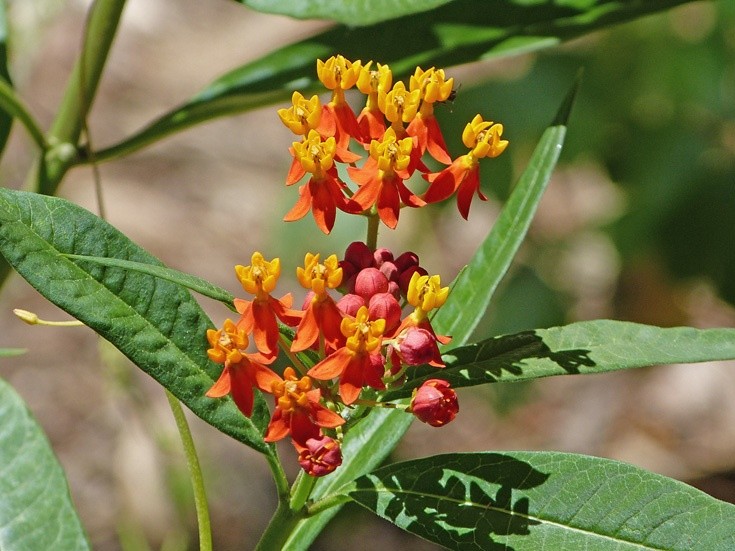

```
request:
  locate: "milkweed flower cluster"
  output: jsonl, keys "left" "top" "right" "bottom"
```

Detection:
{"left": 206, "top": 55, "right": 507, "bottom": 476}
{"left": 278, "top": 54, "right": 508, "bottom": 232}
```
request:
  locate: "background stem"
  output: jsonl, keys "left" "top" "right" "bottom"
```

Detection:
{"left": 164, "top": 390, "right": 213, "bottom": 551}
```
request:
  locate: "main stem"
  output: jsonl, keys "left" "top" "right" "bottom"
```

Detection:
{"left": 366, "top": 210, "right": 379, "bottom": 250}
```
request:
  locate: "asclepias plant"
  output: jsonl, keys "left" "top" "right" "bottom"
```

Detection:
{"left": 1, "top": 47, "right": 735, "bottom": 550}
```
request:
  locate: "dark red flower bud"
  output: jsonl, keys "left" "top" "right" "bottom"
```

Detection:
{"left": 344, "top": 241, "right": 374, "bottom": 270}
{"left": 298, "top": 435, "right": 342, "bottom": 476}
{"left": 397, "top": 327, "right": 439, "bottom": 365}
{"left": 410, "top": 379, "right": 458, "bottom": 427}
{"left": 373, "top": 247, "right": 394, "bottom": 266}
{"left": 368, "top": 292, "right": 402, "bottom": 333}
{"left": 337, "top": 293, "right": 365, "bottom": 317}
{"left": 394, "top": 251, "right": 419, "bottom": 272}
{"left": 354, "top": 267, "right": 389, "bottom": 301}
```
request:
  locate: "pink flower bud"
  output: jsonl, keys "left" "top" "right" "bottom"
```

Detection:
{"left": 373, "top": 247, "right": 394, "bottom": 266}
{"left": 344, "top": 241, "right": 374, "bottom": 270}
{"left": 337, "top": 293, "right": 365, "bottom": 317}
{"left": 387, "top": 281, "right": 400, "bottom": 299}
{"left": 379, "top": 261, "right": 399, "bottom": 283}
{"left": 354, "top": 267, "right": 389, "bottom": 301}
{"left": 397, "top": 327, "right": 439, "bottom": 365}
{"left": 410, "top": 379, "right": 458, "bottom": 427}
{"left": 368, "top": 293, "right": 401, "bottom": 333}
{"left": 298, "top": 435, "right": 342, "bottom": 476}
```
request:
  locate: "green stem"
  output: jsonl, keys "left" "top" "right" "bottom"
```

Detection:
{"left": 307, "top": 493, "right": 352, "bottom": 516}
{"left": 0, "top": 77, "right": 47, "bottom": 150}
{"left": 265, "top": 447, "right": 290, "bottom": 501}
{"left": 289, "top": 471, "right": 317, "bottom": 512}
{"left": 27, "top": 0, "right": 127, "bottom": 195}
{"left": 164, "top": 390, "right": 212, "bottom": 551}
{"left": 254, "top": 501, "right": 305, "bottom": 551}
{"left": 366, "top": 210, "right": 379, "bottom": 250}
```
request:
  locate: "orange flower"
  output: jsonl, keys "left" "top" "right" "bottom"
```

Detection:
{"left": 317, "top": 55, "right": 364, "bottom": 147}
{"left": 205, "top": 319, "right": 281, "bottom": 417}
{"left": 424, "top": 114, "right": 508, "bottom": 219}
{"left": 308, "top": 306, "right": 386, "bottom": 405}
{"left": 407, "top": 67, "right": 454, "bottom": 164}
{"left": 233, "top": 252, "right": 302, "bottom": 360}
{"left": 356, "top": 61, "right": 392, "bottom": 143}
{"left": 264, "top": 367, "right": 344, "bottom": 447}
{"left": 348, "top": 127, "right": 425, "bottom": 229}
{"left": 291, "top": 253, "right": 345, "bottom": 353}
{"left": 285, "top": 130, "right": 362, "bottom": 234}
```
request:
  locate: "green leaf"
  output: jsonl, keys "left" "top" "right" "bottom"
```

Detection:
{"left": 0, "top": 189, "right": 272, "bottom": 455}
{"left": 432, "top": 73, "right": 579, "bottom": 347}
{"left": 283, "top": 408, "right": 414, "bottom": 550}
{"left": 86, "top": 0, "right": 689, "bottom": 164}
{"left": 387, "top": 320, "right": 735, "bottom": 399}
{"left": 348, "top": 451, "right": 735, "bottom": 550}
{"left": 237, "top": 0, "right": 452, "bottom": 26}
{"left": 62, "top": 254, "right": 236, "bottom": 308}
{"left": 0, "top": 377, "right": 90, "bottom": 550}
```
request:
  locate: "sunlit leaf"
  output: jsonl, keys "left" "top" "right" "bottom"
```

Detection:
{"left": 0, "top": 377, "right": 90, "bottom": 550}
{"left": 236, "top": 0, "right": 451, "bottom": 25}
{"left": 386, "top": 320, "right": 735, "bottom": 399}
{"left": 87, "top": 0, "right": 689, "bottom": 163}
{"left": 347, "top": 452, "right": 735, "bottom": 550}
{"left": 0, "top": 189, "right": 272, "bottom": 455}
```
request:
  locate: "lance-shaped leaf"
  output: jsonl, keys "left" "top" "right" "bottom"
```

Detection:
{"left": 0, "top": 377, "right": 90, "bottom": 550}
{"left": 347, "top": 452, "right": 735, "bottom": 550}
{"left": 237, "top": 0, "right": 451, "bottom": 25}
{"left": 0, "top": 189, "right": 272, "bottom": 455}
{"left": 431, "top": 72, "right": 579, "bottom": 347}
{"left": 386, "top": 320, "right": 735, "bottom": 399}
{"left": 85, "top": 0, "right": 690, "bottom": 164}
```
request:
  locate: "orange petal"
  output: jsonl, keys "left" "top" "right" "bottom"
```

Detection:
{"left": 308, "top": 348, "right": 351, "bottom": 380}
{"left": 205, "top": 367, "right": 232, "bottom": 398}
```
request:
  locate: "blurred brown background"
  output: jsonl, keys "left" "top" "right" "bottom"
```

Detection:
{"left": 1, "top": 1, "right": 734, "bottom": 549}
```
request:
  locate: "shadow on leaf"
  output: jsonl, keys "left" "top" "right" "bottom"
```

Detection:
{"left": 350, "top": 453, "right": 548, "bottom": 550}
{"left": 385, "top": 330, "right": 595, "bottom": 400}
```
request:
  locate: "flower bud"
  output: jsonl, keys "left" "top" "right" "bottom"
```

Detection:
{"left": 373, "top": 247, "right": 394, "bottom": 266}
{"left": 394, "top": 251, "right": 419, "bottom": 272}
{"left": 354, "top": 267, "right": 389, "bottom": 301}
{"left": 344, "top": 241, "right": 374, "bottom": 270}
{"left": 387, "top": 281, "right": 400, "bottom": 299}
{"left": 396, "top": 327, "right": 438, "bottom": 365}
{"left": 368, "top": 293, "right": 401, "bottom": 333}
{"left": 298, "top": 435, "right": 342, "bottom": 476}
{"left": 410, "top": 379, "right": 458, "bottom": 427}
{"left": 379, "top": 261, "right": 399, "bottom": 284}
{"left": 337, "top": 293, "right": 365, "bottom": 317}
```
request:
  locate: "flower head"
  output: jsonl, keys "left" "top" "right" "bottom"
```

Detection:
{"left": 205, "top": 319, "right": 280, "bottom": 417}
{"left": 264, "top": 367, "right": 344, "bottom": 447}
{"left": 298, "top": 435, "right": 342, "bottom": 476}
{"left": 410, "top": 379, "right": 458, "bottom": 427}
{"left": 317, "top": 55, "right": 362, "bottom": 91}
{"left": 278, "top": 91, "right": 322, "bottom": 135}
{"left": 308, "top": 306, "right": 386, "bottom": 404}
{"left": 379, "top": 81, "right": 421, "bottom": 127}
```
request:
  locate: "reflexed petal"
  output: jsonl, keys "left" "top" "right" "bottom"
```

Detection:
{"left": 205, "top": 367, "right": 232, "bottom": 398}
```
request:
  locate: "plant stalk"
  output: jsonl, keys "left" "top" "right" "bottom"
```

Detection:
{"left": 164, "top": 390, "right": 213, "bottom": 551}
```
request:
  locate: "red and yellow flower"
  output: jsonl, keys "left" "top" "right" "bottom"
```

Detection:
{"left": 316, "top": 55, "right": 364, "bottom": 148}
{"left": 291, "top": 253, "right": 346, "bottom": 353}
{"left": 233, "top": 252, "right": 302, "bottom": 360}
{"left": 348, "top": 127, "right": 425, "bottom": 229}
{"left": 356, "top": 61, "right": 392, "bottom": 142}
{"left": 284, "top": 130, "right": 362, "bottom": 234}
{"left": 308, "top": 306, "right": 386, "bottom": 405}
{"left": 407, "top": 67, "right": 454, "bottom": 164}
{"left": 424, "top": 114, "right": 508, "bottom": 219}
{"left": 205, "top": 319, "right": 280, "bottom": 417}
{"left": 264, "top": 367, "right": 344, "bottom": 447}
